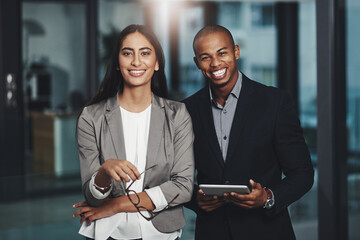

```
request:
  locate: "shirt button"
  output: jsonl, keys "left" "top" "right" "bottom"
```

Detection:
{"left": 223, "top": 136, "right": 227, "bottom": 140}
{"left": 223, "top": 109, "right": 227, "bottom": 114}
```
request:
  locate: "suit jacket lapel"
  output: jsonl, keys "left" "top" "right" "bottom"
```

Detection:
{"left": 226, "top": 75, "right": 255, "bottom": 163}
{"left": 104, "top": 94, "right": 127, "bottom": 160}
{"left": 104, "top": 94, "right": 127, "bottom": 191}
{"left": 198, "top": 88, "right": 225, "bottom": 168}
{"left": 143, "top": 94, "right": 165, "bottom": 185}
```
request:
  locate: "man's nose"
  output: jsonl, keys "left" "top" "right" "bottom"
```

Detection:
{"left": 210, "top": 56, "right": 220, "bottom": 68}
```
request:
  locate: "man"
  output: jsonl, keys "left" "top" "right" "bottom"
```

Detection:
{"left": 183, "top": 25, "right": 314, "bottom": 240}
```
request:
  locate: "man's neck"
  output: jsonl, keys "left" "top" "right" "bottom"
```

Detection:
{"left": 211, "top": 88, "right": 229, "bottom": 107}
{"left": 211, "top": 72, "right": 239, "bottom": 107}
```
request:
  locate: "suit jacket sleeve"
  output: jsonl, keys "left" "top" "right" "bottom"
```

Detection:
{"left": 158, "top": 103, "right": 195, "bottom": 206}
{"left": 77, "top": 106, "right": 106, "bottom": 207}
{"left": 269, "top": 91, "right": 314, "bottom": 216}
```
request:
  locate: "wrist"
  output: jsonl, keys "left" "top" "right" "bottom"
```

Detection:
{"left": 114, "top": 196, "right": 125, "bottom": 213}
{"left": 263, "top": 187, "right": 275, "bottom": 209}
{"left": 94, "top": 171, "right": 112, "bottom": 193}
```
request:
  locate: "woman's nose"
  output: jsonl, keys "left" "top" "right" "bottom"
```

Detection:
{"left": 131, "top": 54, "right": 141, "bottom": 67}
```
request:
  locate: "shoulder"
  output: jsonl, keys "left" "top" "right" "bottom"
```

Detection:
{"left": 243, "top": 75, "right": 290, "bottom": 103}
{"left": 160, "top": 97, "right": 192, "bottom": 126}
{"left": 183, "top": 87, "right": 207, "bottom": 106}
{"left": 79, "top": 98, "right": 108, "bottom": 123}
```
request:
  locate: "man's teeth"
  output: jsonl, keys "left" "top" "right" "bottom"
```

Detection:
{"left": 213, "top": 69, "right": 226, "bottom": 76}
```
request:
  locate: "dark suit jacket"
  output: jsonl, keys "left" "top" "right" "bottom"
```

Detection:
{"left": 184, "top": 74, "right": 314, "bottom": 240}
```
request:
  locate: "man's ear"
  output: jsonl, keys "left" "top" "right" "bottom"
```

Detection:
{"left": 234, "top": 45, "right": 240, "bottom": 60}
{"left": 193, "top": 56, "right": 200, "bottom": 69}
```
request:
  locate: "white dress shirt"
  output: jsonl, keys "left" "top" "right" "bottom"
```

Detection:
{"left": 79, "top": 105, "right": 181, "bottom": 240}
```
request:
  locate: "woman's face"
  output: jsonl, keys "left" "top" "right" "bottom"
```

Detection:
{"left": 118, "top": 32, "right": 159, "bottom": 90}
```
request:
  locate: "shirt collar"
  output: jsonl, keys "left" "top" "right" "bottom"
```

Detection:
{"left": 209, "top": 71, "right": 243, "bottom": 103}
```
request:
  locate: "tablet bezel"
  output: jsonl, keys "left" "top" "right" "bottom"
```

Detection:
{"left": 199, "top": 184, "right": 250, "bottom": 196}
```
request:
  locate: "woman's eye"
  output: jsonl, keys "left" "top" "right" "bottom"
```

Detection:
{"left": 141, "top": 51, "right": 151, "bottom": 56}
{"left": 123, "top": 52, "right": 132, "bottom": 56}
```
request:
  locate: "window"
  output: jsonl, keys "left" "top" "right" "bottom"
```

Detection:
{"left": 294, "top": 2, "right": 317, "bottom": 239}
{"left": 251, "top": 4, "right": 275, "bottom": 28}
{"left": 346, "top": 0, "right": 360, "bottom": 238}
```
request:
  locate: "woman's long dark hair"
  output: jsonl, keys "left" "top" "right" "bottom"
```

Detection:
{"left": 87, "top": 24, "right": 168, "bottom": 106}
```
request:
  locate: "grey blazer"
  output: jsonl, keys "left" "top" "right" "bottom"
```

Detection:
{"left": 77, "top": 93, "right": 195, "bottom": 233}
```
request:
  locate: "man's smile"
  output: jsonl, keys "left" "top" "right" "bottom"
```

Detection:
{"left": 211, "top": 68, "right": 227, "bottom": 79}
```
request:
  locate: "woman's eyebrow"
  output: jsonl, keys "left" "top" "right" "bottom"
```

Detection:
{"left": 121, "top": 47, "right": 153, "bottom": 51}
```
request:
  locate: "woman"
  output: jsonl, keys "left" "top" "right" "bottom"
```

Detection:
{"left": 72, "top": 24, "right": 194, "bottom": 240}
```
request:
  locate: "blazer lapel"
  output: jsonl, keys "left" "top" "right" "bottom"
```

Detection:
{"left": 226, "top": 75, "right": 255, "bottom": 163}
{"left": 198, "top": 88, "right": 225, "bottom": 168}
{"left": 104, "top": 94, "right": 127, "bottom": 160}
{"left": 143, "top": 94, "right": 165, "bottom": 184}
{"left": 104, "top": 94, "right": 127, "bottom": 191}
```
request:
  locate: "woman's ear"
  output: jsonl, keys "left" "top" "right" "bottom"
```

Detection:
{"left": 155, "top": 61, "right": 159, "bottom": 71}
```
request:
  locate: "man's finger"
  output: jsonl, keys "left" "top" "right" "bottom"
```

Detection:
{"left": 250, "top": 179, "right": 262, "bottom": 190}
{"left": 199, "top": 199, "right": 221, "bottom": 206}
{"left": 229, "top": 192, "right": 254, "bottom": 201}
{"left": 198, "top": 194, "right": 218, "bottom": 202}
{"left": 200, "top": 201, "right": 224, "bottom": 211}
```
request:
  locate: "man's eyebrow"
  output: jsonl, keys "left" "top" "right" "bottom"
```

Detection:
{"left": 198, "top": 53, "right": 209, "bottom": 58}
{"left": 121, "top": 47, "right": 153, "bottom": 51}
{"left": 198, "top": 47, "right": 228, "bottom": 57}
{"left": 217, "top": 47, "right": 228, "bottom": 52}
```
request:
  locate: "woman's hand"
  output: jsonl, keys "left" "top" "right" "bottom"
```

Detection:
{"left": 99, "top": 159, "right": 141, "bottom": 182}
{"left": 72, "top": 199, "right": 120, "bottom": 225}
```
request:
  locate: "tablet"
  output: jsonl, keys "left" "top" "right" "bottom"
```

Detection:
{"left": 199, "top": 184, "right": 250, "bottom": 196}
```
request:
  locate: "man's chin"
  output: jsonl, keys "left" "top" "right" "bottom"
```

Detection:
{"left": 209, "top": 79, "right": 229, "bottom": 89}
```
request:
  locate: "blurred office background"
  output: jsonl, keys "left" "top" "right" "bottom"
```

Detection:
{"left": 0, "top": 0, "right": 359, "bottom": 239}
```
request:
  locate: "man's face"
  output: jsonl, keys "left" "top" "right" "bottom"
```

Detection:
{"left": 193, "top": 31, "right": 240, "bottom": 89}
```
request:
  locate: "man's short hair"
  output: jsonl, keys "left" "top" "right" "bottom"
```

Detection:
{"left": 193, "top": 25, "right": 235, "bottom": 54}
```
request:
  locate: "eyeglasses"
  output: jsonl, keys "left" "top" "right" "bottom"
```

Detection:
{"left": 125, "top": 165, "right": 179, "bottom": 221}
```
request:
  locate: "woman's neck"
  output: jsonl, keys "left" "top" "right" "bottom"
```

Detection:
{"left": 118, "top": 87, "right": 152, "bottom": 113}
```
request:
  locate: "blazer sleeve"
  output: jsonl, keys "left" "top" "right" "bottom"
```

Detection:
{"left": 158, "top": 103, "right": 195, "bottom": 207}
{"left": 269, "top": 92, "right": 314, "bottom": 216}
{"left": 77, "top": 107, "right": 105, "bottom": 207}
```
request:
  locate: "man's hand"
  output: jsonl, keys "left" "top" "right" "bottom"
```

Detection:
{"left": 99, "top": 159, "right": 141, "bottom": 182}
{"left": 197, "top": 189, "right": 226, "bottom": 212}
{"left": 72, "top": 198, "right": 119, "bottom": 225}
{"left": 224, "top": 179, "right": 267, "bottom": 209}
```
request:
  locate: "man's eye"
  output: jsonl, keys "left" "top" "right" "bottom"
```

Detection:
{"left": 219, "top": 52, "right": 226, "bottom": 56}
{"left": 201, "top": 56, "right": 209, "bottom": 61}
